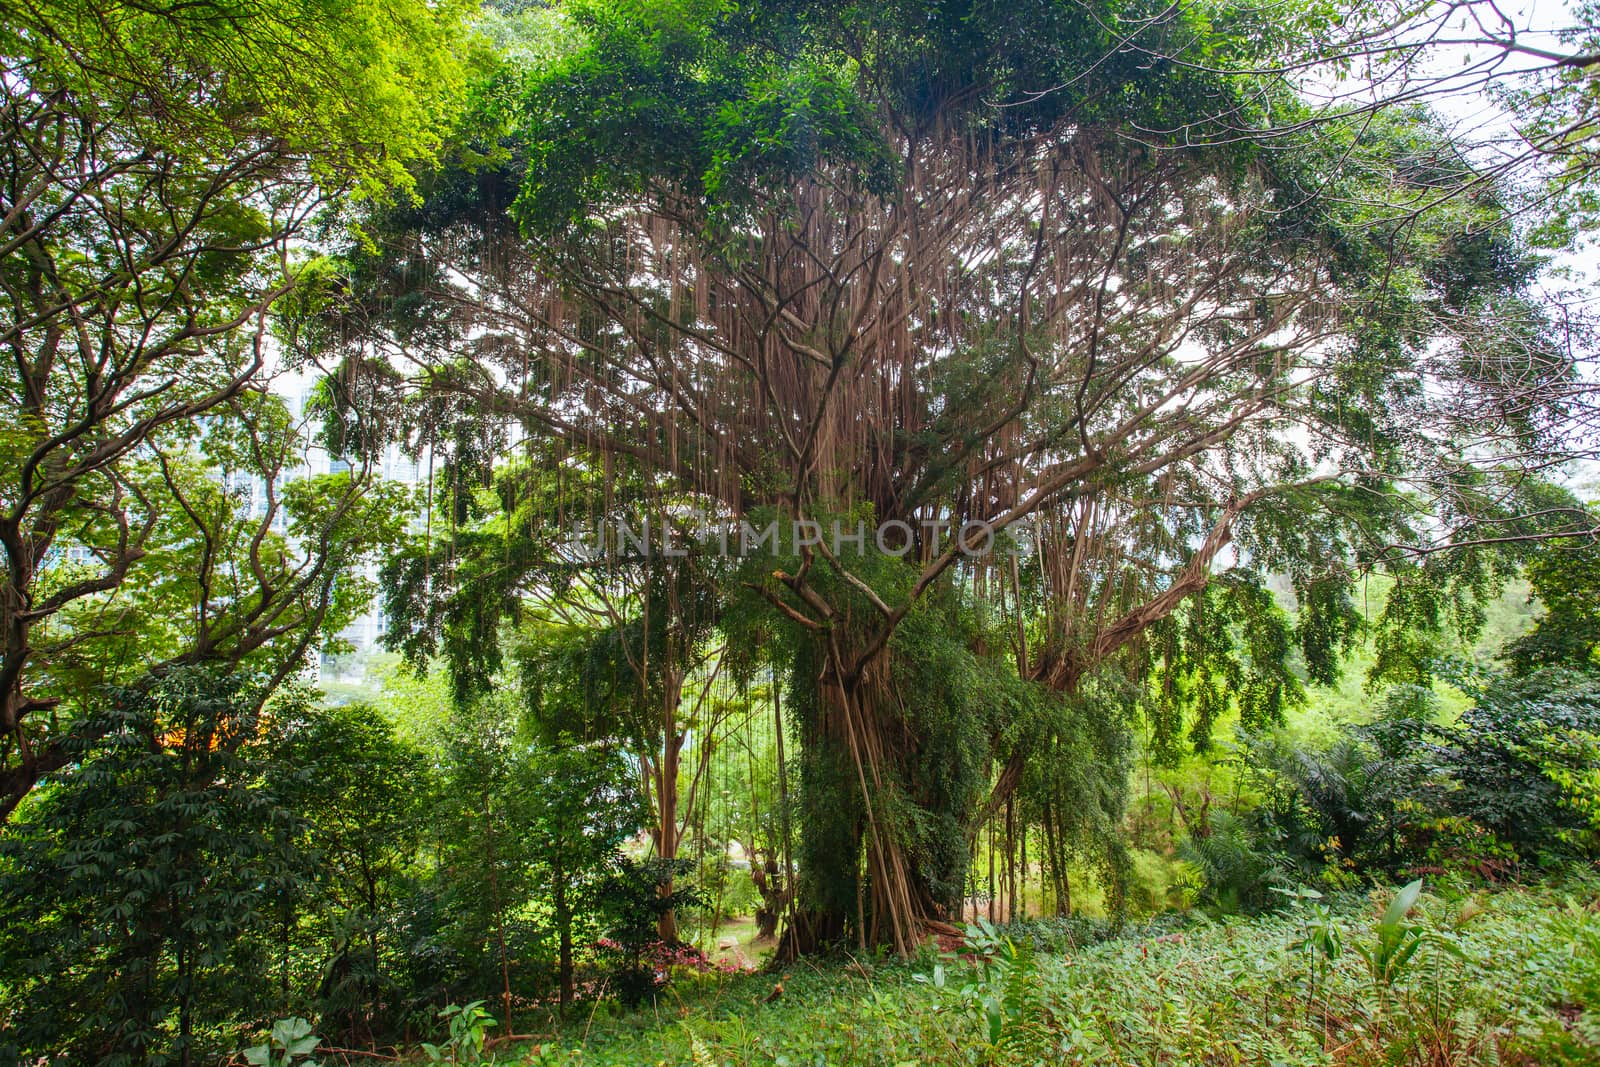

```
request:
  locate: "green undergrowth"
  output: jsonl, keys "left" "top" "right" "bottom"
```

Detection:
{"left": 506, "top": 874, "right": 1600, "bottom": 1066}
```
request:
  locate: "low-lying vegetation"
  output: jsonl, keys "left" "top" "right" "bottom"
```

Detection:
{"left": 512, "top": 876, "right": 1600, "bottom": 1066}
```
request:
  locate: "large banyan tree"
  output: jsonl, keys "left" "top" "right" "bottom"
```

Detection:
{"left": 310, "top": 0, "right": 1575, "bottom": 952}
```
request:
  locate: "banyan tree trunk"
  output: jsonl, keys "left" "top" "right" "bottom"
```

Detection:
{"left": 837, "top": 678, "right": 931, "bottom": 955}
{"left": 780, "top": 640, "right": 950, "bottom": 958}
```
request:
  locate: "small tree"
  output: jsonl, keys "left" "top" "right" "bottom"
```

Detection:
{"left": 278, "top": 702, "right": 436, "bottom": 1042}
{"left": 381, "top": 452, "right": 730, "bottom": 944}
{"left": 424, "top": 700, "right": 542, "bottom": 1034}
{"left": 1445, "top": 670, "right": 1600, "bottom": 859}
{"left": 522, "top": 743, "right": 647, "bottom": 1011}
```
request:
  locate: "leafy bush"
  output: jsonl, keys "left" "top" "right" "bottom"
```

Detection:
{"left": 1440, "top": 669, "right": 1600, "bottom": 858}
{"left": 1202, "top": 669, "right": 1600, "bottom": 908}
{"left": 421, "top": 1001, "right": 497, "bottom": 1066}
{"left": 245, "top": 1018, "right": 324, "bottom": 1067}
{"left": 594, "top": 856, "right": 702, "bottom": 1006}
{"left": 0, "top": 669, "right": 318, "bottom": 1064}
{"left": 913, "top": 920, "right": 1047, "bottom": 1060}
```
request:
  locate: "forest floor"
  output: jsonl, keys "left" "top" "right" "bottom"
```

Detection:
{"left": 501, "top": 873, "right": 1600, "bottom": 1066}
{"left": 698, "top": 916, "right": 773, "bottom": 971}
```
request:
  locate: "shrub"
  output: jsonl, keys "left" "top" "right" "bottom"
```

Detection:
{"left": 0, "top": 670, "right": 317, "bottom": 1063}
{"left": 1179, "top": 810, "right": 1295, "bottom": 914}
{"left": 1209, "top": 670, "right": 1600, "bottom": 905}
{"left": 1440, "top": 669, "right": 1600, "bottom": 859}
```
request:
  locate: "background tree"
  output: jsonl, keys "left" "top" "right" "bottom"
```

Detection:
{"left": 381, "top": 450, "right": 729, "bottom": 942}
{"left": 0, "top": 0, "right": 468, "bottom": 815}
{"left": 0, "top": 381, "right": 413, "bottom": 819}
{"left": 278, "top": 702, "right": 435, "bottom": 1044}
{"left": 419, "top": 698, "right": 542, "bottom": 1036}
{"left": 522, "top": 744, "right": 646, "bottom": 1010}
{"left": 1506, "top": 502, "right": 1600, "bottom": 674}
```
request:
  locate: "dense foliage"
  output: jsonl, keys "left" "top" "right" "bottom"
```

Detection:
{"left": 314, "top": 0, "right": 1587, "bottom": 957}
{"left": 0, "top": 0, "right": 471, "bottom": 816}
{"left": 4, "top": 0, "right": 1600, "bottom": 1062}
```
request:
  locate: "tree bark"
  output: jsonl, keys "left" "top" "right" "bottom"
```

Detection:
{"left": 813, "top": 652, "right": 939, "bottom": 955}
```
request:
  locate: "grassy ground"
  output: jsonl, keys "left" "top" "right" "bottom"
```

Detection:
{"left": 503, "top": 873, "right": 1600, "bottom": 1066}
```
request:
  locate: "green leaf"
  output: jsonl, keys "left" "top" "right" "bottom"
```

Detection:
{"left": 1383, "top": 878, "right": 1424, "bottom": 930}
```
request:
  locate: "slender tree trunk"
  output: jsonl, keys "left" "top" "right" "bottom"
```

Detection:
{"left": 554, "top": 868, "right": 573, "bottom": 1011}
{"left": 856, "top": 831, "right": 867, "bottom": 949}
{"left": 774, "top": 679, "right": 796, "bottom": 933}
{"left": 1005, "top": 796, "right": 1016, "bottom": 923}
{"left": 1054, "top": 797, "right": 1073, "bottom": 915}
{"left": 1050, "top": 794, "right": 1072, "bottom": 917}
{"left": 483, "top": 795, "right": 513, "bottom": 1031}
{"left": 1041, "top": 794, "right": 1062, "bottom": 916}
{"left": 987, "top": 820, "right": 996, "bottom": 924}
{"left": 1020, "top": 819, "right": 1028, "bottom": 920}
{"left": 656, "top": 673, "right": 684, "bottom": 942}
{"left": 656, "top": 735, "right": 681, "bottom": 942}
